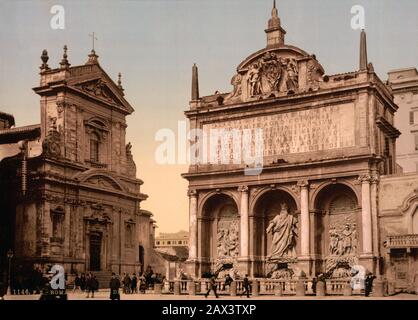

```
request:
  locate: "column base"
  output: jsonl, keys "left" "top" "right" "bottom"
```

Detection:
{"left": 185, "top": 259, "right": 199, "bottom": 279}
{"left": 236, "top": 257, "right": 251, "bottom": 277}
{"left": 296, "top": 256, "right": 313, "bottom": 278}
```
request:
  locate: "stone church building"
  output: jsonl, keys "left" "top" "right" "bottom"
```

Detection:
{"left": 0, "top": 47, "right": 155, "bottom": 277}
{"left": 183, "top": 3, "right": 418, "bottom": 292}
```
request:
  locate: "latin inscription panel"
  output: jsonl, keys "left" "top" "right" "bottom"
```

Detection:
{"left": 202, "top": 103, "right": 355, "bottom": 157}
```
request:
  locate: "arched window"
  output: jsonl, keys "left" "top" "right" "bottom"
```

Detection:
{"left": 90, "top": 132, "right": 100, "bottom": 162}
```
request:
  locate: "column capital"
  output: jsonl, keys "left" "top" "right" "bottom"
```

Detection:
{"left": 297, "top": 180, "right": 309, "bottom": 188}
{"left": 357, "top": 174, "right": 372, "bottom": 184}
{"left": 370, "top": 174, "right": 380, "bottom": 184}
{"left": 238, "top": 185, "right": 249, "bottom": 193}
{"left": 187, "top": 189, "right": 197, "bottom": 197}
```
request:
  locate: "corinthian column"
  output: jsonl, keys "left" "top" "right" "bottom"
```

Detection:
{"left": 298, "top": 181, "right": 310, "bottom": 257}
{"left": 188, "top": 189, "right": 198, "bottom": 260}
{"left": 238, "top": 186, "right": 249, "bottom": 258}
{"left": 359, "top": 175, "right": 373, "bottom": 255}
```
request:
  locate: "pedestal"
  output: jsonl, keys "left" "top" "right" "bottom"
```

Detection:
{"left": 230, "top": 281, "right": 237, "bottom": 296}
{"left": 185, "top": 259, "right": 199, "bottom": 279}
{"left": 236, "top": 257, "right": 251, "bottom": 277}
{"left": 188, "top": 281, "right": 196, "bottom": 296}
{"left": 295, "top": 281, "right": 305, "bottom": 296}
{"left": 252, "top": 280, "right": 259, "bottom": 297}
{"left": 296, "top": 256, "right": 313, "bottom": 277}
{"left": 316, "top": 281, "right": 326, "bottom": 296}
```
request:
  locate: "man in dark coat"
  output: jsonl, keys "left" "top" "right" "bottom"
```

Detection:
{"left": 123, "top": 273, "right": 131, "bottom": 294}
{"left": 109, "top": 273, "right": 121, "bottom": 301}
{"left": 86, "top": 273, "right": 98, "bottom": 298}
{"left": 223, "top": 274, "right": 233, "bottom": 291}
{"left": 364, "top": 273, "right": 376, "bottom": 297}
{"left": 205, "top": 276, "right": 219, "bottom": 298}
{"left": 131, "top": 273, "right": 138, "bottom": 294}
{"left": 241, "top": 274, "right": 251, "bottom": 298}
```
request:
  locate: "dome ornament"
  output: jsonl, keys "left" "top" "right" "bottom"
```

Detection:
{"left": 40, "top": 49, "right": 50, "bottom": 71}
{"left": 59, "top": 45, "right": 70, "bottom": 70}
{"left": 117, "top": 72, "right": 124, "bottom": 92}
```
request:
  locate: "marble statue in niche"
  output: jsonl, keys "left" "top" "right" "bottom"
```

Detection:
{"left": 266, "top": 203, "right": 298, "bottom": 261}
{"left": 217, "top": 220, "right": 239, "bottom": 259}
{"left": 329, "top": 223, "right": 357, "bottom": 256}
{"left": 325, "top": 211, "right": 358, "bottom": 278}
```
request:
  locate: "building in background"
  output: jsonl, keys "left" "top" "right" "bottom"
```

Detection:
{"left": 388, "top": 67, "right": 418, "bottom": 173}
{"left": 155, "top": 230, "right": 189, "bottom": 247}
{"left": 0, "top": 47, "right": 156, "bottom": 285}
{"left": 151, "top": 231, "right": 189, "bottom": 280}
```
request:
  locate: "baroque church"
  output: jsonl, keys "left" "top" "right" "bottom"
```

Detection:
{"left": 183, "top": 2, "right": 418, "bottom": 292}
{"left": 0, "top": 46, "right": 155, "bottom": 278}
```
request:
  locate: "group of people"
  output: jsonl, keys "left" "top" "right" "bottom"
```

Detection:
{"left": 72, "top": 273, "right": 99, "bottom": 298}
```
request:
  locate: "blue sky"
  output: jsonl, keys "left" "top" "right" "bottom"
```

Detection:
{"left": 0, "top": 0, "right": 417, "bottom": 233}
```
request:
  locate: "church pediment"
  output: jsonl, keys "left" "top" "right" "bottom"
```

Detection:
{"left": 223, "top": 46, "right": 325, "bottom": 105}
{"left": 73, "top": 77, "right": 132, "bottom": 111}
{"left": 75, "top": 170, "right": 126, "bottom": 193}
{"left": 84, "top": 175, "right": 124, "bottom": 191}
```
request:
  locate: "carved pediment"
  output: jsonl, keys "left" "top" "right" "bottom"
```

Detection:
{"left": 76, "top": 79, "right": 119, "bottom": 104}
{"left": 224, "top": 46, "right": 325, "bottom": 105}
{"left": 85, "top": 175, "right": 124, "bottom": 192}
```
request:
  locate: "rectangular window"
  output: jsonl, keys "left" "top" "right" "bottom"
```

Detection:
{"left": 411, "top": 111, "right": 418, "bottom": 125}
{"left": 415, "top": 134, "right": 418, "bottom": 151}
{"left": 90, "top": 139, "right": 99, "bottom": 162}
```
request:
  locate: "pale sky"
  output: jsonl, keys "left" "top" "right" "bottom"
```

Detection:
{"left": 0, "top": 0, "right": 417, "bottom": 234}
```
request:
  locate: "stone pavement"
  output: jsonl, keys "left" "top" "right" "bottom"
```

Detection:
{"left": 3, "top": 291, "right": 418, "bottom": 301}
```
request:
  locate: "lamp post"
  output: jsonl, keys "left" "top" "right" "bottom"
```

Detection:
{"left": 6, "top": 249, "right": 13, "bottom": 295}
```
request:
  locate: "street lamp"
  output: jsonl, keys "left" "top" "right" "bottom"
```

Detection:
{"left": 6, "top": 249, "right": 13, "bottom": 296}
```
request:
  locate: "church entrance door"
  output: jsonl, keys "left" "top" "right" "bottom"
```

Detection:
{"left": 90, "top": 233, "right": 102, "bottom": 271}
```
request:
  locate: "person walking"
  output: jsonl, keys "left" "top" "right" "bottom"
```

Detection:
{"left": 131, "top": 273, "right": 138, "bottom": 294}
{"left": 205, "top": 276, "right": 219, "bottom": 298}
{"left": 86, "top": 273, "right": 98, "bottom": 298}
{"left": 109, "top": 273, "right": 121, "bottom": 301}
{"left": 241, "top": 275, "right": 251, "bottom": 298}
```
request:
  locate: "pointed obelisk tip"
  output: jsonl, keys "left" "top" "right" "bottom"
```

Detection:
{"left": 359, "top": 29, "right": 368, "bottom": 71}
{"left": 191, "top": 63, "right": 199, "bottom": 101}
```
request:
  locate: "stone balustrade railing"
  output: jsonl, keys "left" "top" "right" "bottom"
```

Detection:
{"left": 386, "top": 234, "right": 418, "bottom": 248}
{"left": 144, "top": 277, "right": 385, "bottom": 297}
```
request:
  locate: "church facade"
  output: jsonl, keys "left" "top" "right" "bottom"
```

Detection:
{"left": 183, "top": 3, "right": 418, "bottom": 291}
{"left": 0, "top": 47, "right": 155, "bottom": 277}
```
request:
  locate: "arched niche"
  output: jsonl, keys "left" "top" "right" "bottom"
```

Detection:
{"left": 252, "top": 189, "right": 298, "bottom": 260}
{"left": 313, "top": 183, "right": 360, "bottom": 277}
{"left": 200, "top": 193, "right": 239, "bottom": 273}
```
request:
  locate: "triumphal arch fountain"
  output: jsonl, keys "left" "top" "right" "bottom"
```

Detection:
{"left": 182, "top": 3, "right": 400, "bottom": 281}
